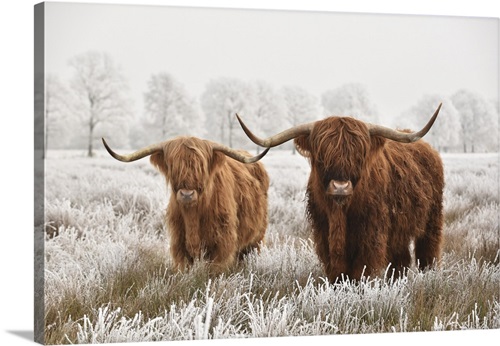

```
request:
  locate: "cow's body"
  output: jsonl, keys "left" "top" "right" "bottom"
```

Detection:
{"left": 300, "top": 120, "right": 444, "bottom": 281}
{"left": 103, "top": 136, "right": 269, "bottom": 273}
{"left": 236, "top": 105, "right": 444, "bottom": 282}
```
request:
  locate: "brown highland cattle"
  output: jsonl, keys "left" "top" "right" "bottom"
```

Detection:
{"left": 236, "top": 104, "right": 444, "bottom": 282}
{"left": 102, "top": 136, "right": 270, "bottom": 273}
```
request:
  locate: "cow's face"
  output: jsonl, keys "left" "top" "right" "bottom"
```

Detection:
{"left": 150, "top": 137, "right": 224, "bottom": 207}
{"left": 103, "top": 134, "right": 268, "bottom": 208}
{"left": 295, "top": 117, "right": 377, "bottom": 205}
{"left": 234, "top": 104, "right": 440, "bottom": 207}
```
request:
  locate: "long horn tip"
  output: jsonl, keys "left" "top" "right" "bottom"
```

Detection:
{"left": 258, "top": 146, "right": 270, "bottom": 159}
{"left": 235, "top": 113, "right": 244, "bottom": 125}
{"left": 102, "top": 137, "right": 115, "bottom": 151}
{"left": 413, "top": 103, "right": 442, "bottom": 141}
{"left": 431, "top": 102, "right": 442, "bottom": 121}
{"left": 102, "top": 137, "right": 111, "bottom": 151}
{"left": 436, "top": 102, "right": 443, "bottom": 113}
{"left": 101, "top": 137, "right": 126, "bottom": 162}
{"left": 246, "top": 147, "right": 270, "bottom": 163}
{"left": 234, "top": 113, "right": 266, "bottom": 147}
{"left": 101, "top": 137, "right": 115, "bottom": 154}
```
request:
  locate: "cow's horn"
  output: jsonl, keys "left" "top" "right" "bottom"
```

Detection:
{"left": 236, "top": 113, "right": 314, "bottom": 147}
{"left": 102, "top": 138, "right": 164, "bottom": 162}
{"left": 212, "top": 143, "right": 270, "bottom": 163}
{"left": 367, "top": 103, "right": 442, "bottom": 143}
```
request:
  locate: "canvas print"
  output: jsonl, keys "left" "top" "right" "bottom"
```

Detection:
{"left": 34, "top": 2, "right": 499, "bottom": 345}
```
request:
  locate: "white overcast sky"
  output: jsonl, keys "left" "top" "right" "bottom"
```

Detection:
{"left": 45, "top": 2, "right": 498, "bottom": 125}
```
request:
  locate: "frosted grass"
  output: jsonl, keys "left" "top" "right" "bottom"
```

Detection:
{"left": 72, "top": 262, "right": 500, "bottom": 343}
{"left": 43, "top": 150, "right": 500, "bottom": 343}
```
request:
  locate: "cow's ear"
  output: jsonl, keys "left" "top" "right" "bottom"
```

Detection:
{"left": 150, "top": 152, "right": 168, "bottom": 176}
{"left": 294, "top": 135, "right": 311, "bottom": 157}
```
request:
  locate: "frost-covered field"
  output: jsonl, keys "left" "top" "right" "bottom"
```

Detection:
{"left": 42, "top": 150, "right": 500, "bottom": 344}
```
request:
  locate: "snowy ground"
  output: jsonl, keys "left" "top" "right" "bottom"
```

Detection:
{"left": 40, "top": 150, "right": 499, "bottom": 344}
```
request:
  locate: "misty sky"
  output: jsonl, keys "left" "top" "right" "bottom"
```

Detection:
{"left": 45, "top": 2, "right": 498, "bottom": 125}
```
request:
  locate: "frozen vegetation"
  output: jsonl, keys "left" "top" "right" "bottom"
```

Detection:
{"left": 41, "top": 150, "right": 499, "bottom": 344}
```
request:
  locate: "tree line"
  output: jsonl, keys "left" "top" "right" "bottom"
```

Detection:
{"left": 44, "top": 51, "right": 499, "bottom": 157}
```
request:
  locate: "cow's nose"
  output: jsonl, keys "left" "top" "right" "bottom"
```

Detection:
{"left": 179, "top": 189, "right": 195, "bottom": 199}
{"left": 177, "top": 189, "right": 197, "bottom": 204}
{"left": 326, "top": 180, "right": 353, "bottom": 196}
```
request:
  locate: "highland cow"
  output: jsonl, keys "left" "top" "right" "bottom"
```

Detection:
{"left": 236, "top": 104, "right": 444, "bottom": 282}
{"left": 102, "top": 136, "right": 270, "bottom": 273}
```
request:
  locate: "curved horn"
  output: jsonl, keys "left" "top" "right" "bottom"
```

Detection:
{"left": 212, "top": 143, "right": 270, "bottom": 163}
{"left": 367, "top": 103, "right": 442, "bottom": 143}
{"left": 102, "top": 138, "right": 164, "bottom": 162}
{"left": 236, "top": 113, "right": 314, "bottom": 147}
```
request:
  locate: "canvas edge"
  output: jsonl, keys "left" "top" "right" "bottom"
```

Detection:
{"left": 34, "top": 2, "right": 45, "bottom": 345}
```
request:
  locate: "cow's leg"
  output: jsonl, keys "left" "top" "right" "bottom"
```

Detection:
{"left": 237, "top": 241, "right": 262, "bottom": 261}
{"left": 182, "top": 211, "right": 203, "bottom": 261}
{"left": 170, "top": 245, "right": 193, "bottom": 271}
{"left": 325, "top": 209, "right": 349, "bottom": 283}
{"left": 236, "top": 204, "right": 267, "bottom": 261}
{"left": 387, "top": 245, "right": 412, "bottom": 279}
{"left": 310, "top": 212, "right": 331, "bottom": 275}
{"left": 207, "top": 215, "right": 239, "bottom": 274}
{"left": 312, "top": 227, "right": 338, "bottom": 281}
{"left": 166, "top": 208, "right": 193, "bottom": 271}
{"left": 349, "top": 211, "right": 389, "bottom": 281}
{"left": 415, "top": 205, "right": 443, "bottom": 270}
{"left": 209, "top": 243, "right": 237, "bottom": 273}
{"left": 350, "top": 239, "right": 388, "bottom": 281}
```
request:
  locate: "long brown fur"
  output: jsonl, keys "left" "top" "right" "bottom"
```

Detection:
{"left": 149, "top": 137, "right": 270, "bottom": 273}
{"left": 295, "top": 117, "right": 444, "bottom": 282}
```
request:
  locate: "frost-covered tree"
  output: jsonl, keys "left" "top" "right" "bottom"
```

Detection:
{"left": 250, "top": 80, "right": 287, "bottom": 152}
{"left": 281, "top": 86, "right": 320, "bottom": 154}
{"left": 451, "top": 89, "right": 498, "bottom": 152}
{"left": 201, "top": 77, "right": 256, "bottom": 148}
{"left": 143, "top": 72, "right": 204, "bottom": 142}
{"left": 321, "top": 83, "right": 379, "bottom": 123}
{"left": 396, "top": 95, "right": 460, "bottom": 152}
{"left": 45, "top": 74, "right": 70, "bottom": 154}
{"left": 69, "top": 51, "right": 132, "bottom": 156}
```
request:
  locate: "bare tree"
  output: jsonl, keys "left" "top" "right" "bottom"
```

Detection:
{"left": 321, "top": 83, "right": 379, "bottom": 122}
{"left": 201, "top": 77, "right": 255, "bottom": 147}
{"left": 281, "top": 85, "right": 320, "bottom": 154}
{"left": 451, "top": 89, "right": 498, "bottom": 153}
{"left": 143, "top": 72, "right": 204, "bottom": 142}
{"left": 69, "top": 51, "right": 132, "bottom": 157}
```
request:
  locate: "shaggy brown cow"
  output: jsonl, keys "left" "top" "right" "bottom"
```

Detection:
{"left": 236, "top": 104, "right": 444, "bottom": 282}
{"left": 102, "top": 136, "right": 270, "bottom": 273}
